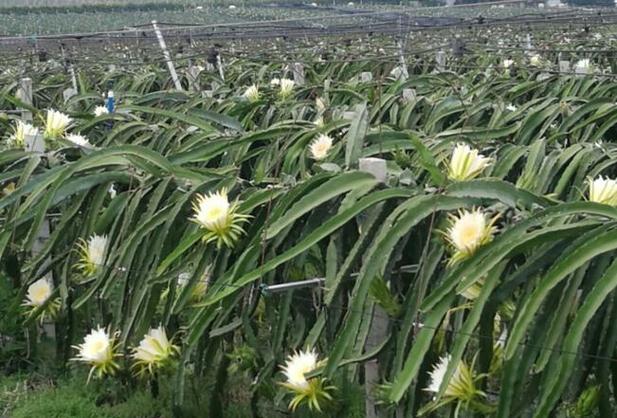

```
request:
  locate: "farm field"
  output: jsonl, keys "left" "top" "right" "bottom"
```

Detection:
{"left": 0, "top": 1, "right": 549, "bottom": 37}
{"left": 3, "top": 1, "right": 617, "bottom": 417}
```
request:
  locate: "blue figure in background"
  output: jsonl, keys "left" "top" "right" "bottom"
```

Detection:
{"left": 105, "top": 79, "right": 115, "bottom": 113}
{"left": 105, "top": 90, "right": 115, "bottom": 114}
{"left": 104, "top": 88, "right": 115, "bottom": 130}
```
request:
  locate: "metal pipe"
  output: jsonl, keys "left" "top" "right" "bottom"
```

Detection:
{"left": 152, "top": 20, "right": 183, "bottom": 91}
{"left": 261, "top": 278, "right": 325, "bottom": 294}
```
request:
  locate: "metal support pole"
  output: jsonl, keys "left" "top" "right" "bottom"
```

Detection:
{"left": 260, "top": 265, "right": 417, "bottom": 295}
{"left": 152, "top": 20, "right": 183, "bottom": 91}
{"left": 261, "top": 278, "right": 325, "bottom": 294}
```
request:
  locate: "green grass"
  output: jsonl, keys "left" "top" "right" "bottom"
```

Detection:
{"left": 1, "top": 373, "right": 167, "bottom": 418}
{"left": 0, "top": 372, "right": 365, "bottom": 417}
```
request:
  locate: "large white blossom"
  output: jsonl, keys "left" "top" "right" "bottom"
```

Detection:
{"left": 77, "top": 234, "right": 108, "bottom": 276}
{"left": 446, "top": 208, "right": 498, "bottom": 264}
{"left": 10, "top": 120, "right": 39, "bottom": 147}
{"left": 24, "top": 279, "right": 52, "bottom": 307}
{"left": 309, "top": 134, "right": 333, "bottom": 160}
{"left": 132, "top": 326, "right": 178, "bottom": 375}
{"left": 589, "top": 176, "right": 617, "bottom": 206}
{"left": 73, "top": 327, "right": 120, "bottom": 381}
{"left": 447, "top": 143, "right": 491, "bottom": 181}
{"left": 278, "top": 78, "right": 295, "bottom": 99}
{"left": 44, "top": 109, "right": 71, "bottom": 139}
{"left": 191, "top": 189, "right": 249, "bottom": 248}
{"left": 66, "top": 133, "right": 93, "bottom": 148}
{"left": 282, "top": 349, "right": 319, "bottom": 390}
{"left": 243, "top": 84, "right": 260, "bottom": 103}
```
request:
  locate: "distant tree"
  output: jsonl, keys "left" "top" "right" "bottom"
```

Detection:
{"left": 452, "top": 0, "right": 505, "bottom": 4}
{"left": 418, "top": 0, "right": 443, "bottom": 6}
{"left": 565, "top": 0, "right": 614, "bottom": 5}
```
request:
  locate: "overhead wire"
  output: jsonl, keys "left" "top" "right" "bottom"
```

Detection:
{"left": 1, "top": 4, "right": 614, "bottom": 48}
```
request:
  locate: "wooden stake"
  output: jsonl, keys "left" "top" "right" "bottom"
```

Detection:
{"left": 216, "top": 54, "right": 225, "bottom": 82}
{"left": 25, "top": 131, "right": 44, "bottom": 153}
{"left": 292, "top": 62, "right": 305, "bottom": 86}
{"left": 61, "top": 46, "right": 78, "bottom": 92}
{"left": 187, "top": 65, "right": 202, "bottom": 92}
{"left": 559, "top": 60, "right": 571, "bottom": 73}
{"left": 17, "top": 78, "right": 33, "bottom": 123}
{"left": 436, "top": 50, "right": 446, "bottom": 72}
{"left": 359, "top": 158, "right": 388, "bottom": 418}
{"left": 402, "top": 88, "right": 417, "bottom": 103}
{"left": 24, "top": 131, "right": 55, "bottom": 339}
{"left": 359, "top": 158, "right": 387, "bottom": 183}
{"left": 63, "top": 88, "right": 77, "bottom": 104}
{"left": 360, "top": 72, "right": 373, "bottom": 82}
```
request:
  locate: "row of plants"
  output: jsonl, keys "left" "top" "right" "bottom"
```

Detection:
{"left": 3, "top": 29, "right": 617, "bottom": 417}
